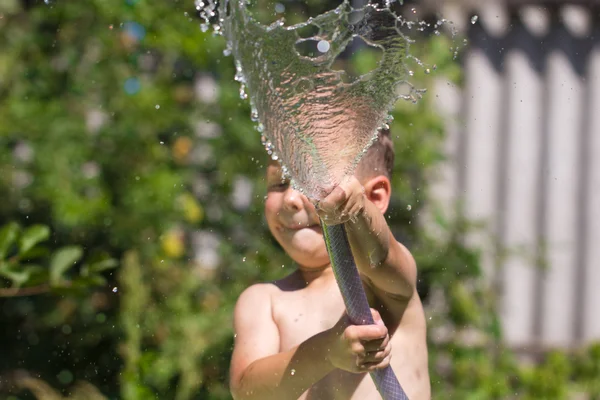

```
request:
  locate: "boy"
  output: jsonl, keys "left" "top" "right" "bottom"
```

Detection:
{"left": 230, "top": 130, "right": 430, "bottom": 400}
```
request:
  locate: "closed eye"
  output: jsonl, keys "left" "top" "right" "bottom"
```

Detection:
{"left": 268, "top": 181, "right": 290, "bottom": 191}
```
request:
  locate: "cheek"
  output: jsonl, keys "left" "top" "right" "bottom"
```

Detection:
{"left": 264, "top": 194, "right": 281, "bottom": 220}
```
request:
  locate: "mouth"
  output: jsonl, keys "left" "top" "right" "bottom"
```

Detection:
{"left": 283, "top": 222, "right": 321, "bottom": 231}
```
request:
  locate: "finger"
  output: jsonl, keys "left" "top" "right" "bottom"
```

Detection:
{"left": 319, "top": 186, "right": 347, "bottom": 213}
{"left": 355, "top": 324, "right": 387, "bottom": 341}
{"left": 361, "top": 354, "right": 392, "bottom": 371}
{"left": 369, "top": 339, "right": 392, "bottom": 360}
{"left": 350, "top": 341, "right": 366, "bottom": 357}
{"left": 370, "top": 308, "right": 383, "bottom": 325}
{"left": 362, "top": 348, "right": 388, "bottom": 363}
{"left": 316, "top": 209, "right": 343, "bottom": 226}
{"left": 343, "top": 325, "right": 361, "bottom": 342}
{"left": 363, "top": 334, "right": 389, "bottom": 352}
{"left": 339, "top": 180, "right": 364, "bottom": 216}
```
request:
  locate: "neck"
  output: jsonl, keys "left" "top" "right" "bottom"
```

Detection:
{"left": 297, "top": 263, "right": 335, "bottom": 286}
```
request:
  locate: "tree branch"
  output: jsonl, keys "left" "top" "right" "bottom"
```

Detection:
{"left": 0, "top": 284, "right": 51, "bottom": 298}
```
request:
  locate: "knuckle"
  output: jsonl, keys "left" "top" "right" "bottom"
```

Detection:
{"left": 343, "top": 326, "right": 358, "bottom": 341}
{"left": 351, "top": 342, "right": 364, "bottom": 355}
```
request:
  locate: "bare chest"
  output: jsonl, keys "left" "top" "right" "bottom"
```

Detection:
{"left": 271, "top": 286, "right": 382, "bottom": 400}
{"left": 272, "top": 285, "right": 345, "bottom": 351}
{"left": 269, "top": 283, "right": 431, "bottom": 400}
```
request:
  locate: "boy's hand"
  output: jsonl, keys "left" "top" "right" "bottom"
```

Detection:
{"left": 317, "top": 176, "right": 366, "bottom": 225}
{"left": 327, "top": 308, "right": 392, "bottom": 373}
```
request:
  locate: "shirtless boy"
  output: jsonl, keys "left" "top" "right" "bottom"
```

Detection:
{"left": 230, "top": 131, "right": 430, "bottom": 400}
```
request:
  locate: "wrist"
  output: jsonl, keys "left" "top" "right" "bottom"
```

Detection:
{"left": 322, "top": 326, "right": 338, "bottom": 367}
{"left": 323, "top": 316, "right": 350, "bottom": 370}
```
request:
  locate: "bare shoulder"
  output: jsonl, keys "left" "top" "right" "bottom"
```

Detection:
{"left": 234, "top": 270, "right": 303, "bottom": 320}
{"left": 235, "top": 282, "right": 278, "bottom": 307}
{"left": 233, "top": 282, "right": 281, "bottom": 331}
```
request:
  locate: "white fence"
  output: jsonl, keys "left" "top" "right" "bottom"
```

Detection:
{"left": 431, "top": 3, "right": 600, "bottom": 349}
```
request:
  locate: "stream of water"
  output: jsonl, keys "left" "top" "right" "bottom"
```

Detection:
{"left": 198, "top": 0, "right": 453, "bottom": 200}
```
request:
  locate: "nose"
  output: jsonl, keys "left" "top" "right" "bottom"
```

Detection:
{"left": 282, "top": 186, "right": 305, "bottom": 212}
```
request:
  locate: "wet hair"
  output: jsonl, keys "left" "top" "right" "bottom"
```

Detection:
{"left": 266, "top": 128, "right": 395, "bottom": 180}
{"left": 355, "top": 128, "right": 395, "bottom": 180}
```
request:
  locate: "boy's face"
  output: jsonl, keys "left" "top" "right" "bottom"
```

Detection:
{"left": 265, "top": 162, "right": 330, "bottom": 269}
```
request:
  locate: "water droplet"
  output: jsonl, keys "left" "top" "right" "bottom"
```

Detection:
{"left": 471, "top": 15, "right": 479, "bottom": 24}
{"left": 407, "top": 205, "right": 412, "bottom": 211}
{"left": 317, "top": 40, "right": 330, "bottom": 53}
{"left": 290, "top": 369, "right": 296, "bottom": 375}
{"left": 239, "top": 84, "right": 248, "bottom": 99}
{"left": 409, "top": 70, "right": 414, "bottom": 76}
{"left": 201, "top": 23, "right": 209, "bottom": 32}
{"left": 160, "top": 141, "right": 164, "bottom": 145}
{"left": 411, "top": 7, "right": 416, "bottom": 14}
{"left": 155, "top": 104, "right": 160, "bottom": 109}
{"left": 112, "top": 287, "right": 118, "bottom": 293}
{"left": 242, "top": 257, "right": 246, "bottom": 262}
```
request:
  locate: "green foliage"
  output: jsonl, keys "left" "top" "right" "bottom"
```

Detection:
{"left": 0, "top": 1, "right": 598, "bottom": 400}
{"left": 0, "top": 222, "right": 116, "bottom": 293}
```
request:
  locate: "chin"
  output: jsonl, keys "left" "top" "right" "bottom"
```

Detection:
{"left": 291, "top": 251, "right": 331, "bottom": 269}
{"left": 280, "top": 228, "right": 329, "bottom": 265}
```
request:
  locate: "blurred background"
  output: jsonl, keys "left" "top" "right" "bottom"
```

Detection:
{"left": 0, "top": 0, "right": 598, "bottom": 399}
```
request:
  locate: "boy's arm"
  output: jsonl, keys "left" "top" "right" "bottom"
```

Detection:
{"left": 230, "top": 284, "right": 392, "bottom": 400}
{"left": 230, "top": 284, "right": 334, "bottom": 400}
{"left": 346, "top": 198, "right": 416, "bottom": 298}
{"left": 318, "top": 177, "right": 416, "bottom": 299}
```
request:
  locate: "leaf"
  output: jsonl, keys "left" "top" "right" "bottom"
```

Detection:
{"left": 0, "top": 265, "right": 32, "bottom": 287}
{"left": 0, "top": 222, "right": 20, "bottom": 259}
{"left": 22, "top": 265, "right": 49, "bottom": 287}
{"left": 50, "top": 246, "right": 83, "bottom": 286}
{"left": 82, "top": 259, "right": 118, "bottom": 276}
{"left": 19, "top": 245, "right": 51, "bottom": 260}
{"left": 19, "top": 225, "right": 50, "bottom": 255}
{"left": 73, "top": 274, "right": 107, "bottom": 288}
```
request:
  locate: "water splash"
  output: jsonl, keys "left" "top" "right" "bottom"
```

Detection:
{"left": 203, "top": 1, "right": 458, "bottom": 200}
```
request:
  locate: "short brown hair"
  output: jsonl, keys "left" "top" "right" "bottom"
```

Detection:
{"left": 356, "top": 128, "right": 395, "bottom": 180}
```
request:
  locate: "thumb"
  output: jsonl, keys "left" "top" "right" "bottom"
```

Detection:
{"left": 370, "top": 308, "right": 384, "bottom": 326}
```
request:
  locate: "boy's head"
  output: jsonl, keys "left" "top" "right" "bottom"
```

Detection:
{"left": 264, "top": 129, "right": 395, "bottom": 269}
{"left": 355, "top": 128, "right": 395, "bottom": 182}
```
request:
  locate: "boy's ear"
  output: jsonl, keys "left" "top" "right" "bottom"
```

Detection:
{"left": 363, "top": 175, "right": 391, "bottom": 214}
